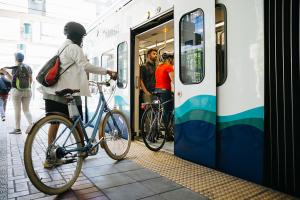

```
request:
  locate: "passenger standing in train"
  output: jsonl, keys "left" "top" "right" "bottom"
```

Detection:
{"left": 155, "top": 52, "right": 174, "bottom": 141}
{"left": 39, "top": 21, "right": 117, "bottom": 168}
{"left": 140, "top": 48, "right": 158, "bottom": 103}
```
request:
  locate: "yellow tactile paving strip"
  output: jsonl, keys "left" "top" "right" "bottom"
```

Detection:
{"left": 128, "top": 141, "right": 294, "bottom": 200}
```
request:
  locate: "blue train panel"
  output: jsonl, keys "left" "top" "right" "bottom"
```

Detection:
{"left": 174, "top": 95, "right": 216, "bottom": 168}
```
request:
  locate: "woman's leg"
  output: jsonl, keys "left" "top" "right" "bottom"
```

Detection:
{"left": 161, "top": 92, "right": 172, "bottom": 127}
{"left": 161, "top": 91, "right": 173, "bottom": 140}
{"left": 3, "top": 96, "right": 7, "bottom": 113}
{"left": 12, "top": 89, "right": 22, "bottom": 129}
{"left": 48, "top": 124, "right": 59, "bottom": 145}
{"left": 0, "top": 97, "right": 5, "bottom": 118}
{"left": 21, "top": 90, "right": 33, "bottom": 124}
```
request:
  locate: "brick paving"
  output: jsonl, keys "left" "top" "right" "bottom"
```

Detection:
{"left": 0, "top": 100, "right": 205, "bottom": 200}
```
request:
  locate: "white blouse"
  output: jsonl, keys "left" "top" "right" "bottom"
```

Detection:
{"left": 39, "top": 39, "right": 107, "bottom": 96}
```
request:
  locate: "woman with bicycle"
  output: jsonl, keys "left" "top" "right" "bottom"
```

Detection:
{"left": 154, "top": 52, "right": 175, "bottom": 141}
{"left": 39, "top": 22, "right": 117, "bottom": 168}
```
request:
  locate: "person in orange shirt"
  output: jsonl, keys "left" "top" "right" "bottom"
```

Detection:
{"left": 155, "top": 52, "right": 174, "bottom": 141}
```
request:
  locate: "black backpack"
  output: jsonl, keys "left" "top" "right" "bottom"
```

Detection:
{"left": 12, "top": 64, "right": 30, "bottom": 89}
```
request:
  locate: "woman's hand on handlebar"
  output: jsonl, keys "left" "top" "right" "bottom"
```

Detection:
{"left": 107, "top": 70, "right": 117, "bottom": 80}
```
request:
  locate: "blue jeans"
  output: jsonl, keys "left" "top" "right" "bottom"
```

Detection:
{"left": 0, "top": 95, "right": 8, "bottom": 117}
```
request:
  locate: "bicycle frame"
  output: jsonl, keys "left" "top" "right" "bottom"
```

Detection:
{"left": 53, "top": 83, "right": 120, "bottom": 154}
{"left": 150, "top": 98, "right": 173, "bottom": 122}
{"left": 142, "top": 97, "right": 174, "bottom": 138}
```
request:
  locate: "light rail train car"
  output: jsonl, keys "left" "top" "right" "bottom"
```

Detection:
{"left": 84, "top": 0, "right": 300, "bottom": 197}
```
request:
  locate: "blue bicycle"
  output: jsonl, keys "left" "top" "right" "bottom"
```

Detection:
{"left": 24, "top": 80, "right": 131, "bottom": 195}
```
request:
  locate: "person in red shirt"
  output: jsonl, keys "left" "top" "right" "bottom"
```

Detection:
{"left": 155, "top": 52, "right": 174, "bottom": 141}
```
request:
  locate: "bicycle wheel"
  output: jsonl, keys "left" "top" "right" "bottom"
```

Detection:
{"left": 24, "top": 114, "right": 84, "bottom": 195}
{"left": 99, "top": 109, "right": 131, "bottom": 160}
{"left": 141, "top": 106, "right": 166, "bottom": 151}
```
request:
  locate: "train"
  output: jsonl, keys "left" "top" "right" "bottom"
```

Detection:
{"left": 83, "top": 0, "right": 299, "bottom": 197}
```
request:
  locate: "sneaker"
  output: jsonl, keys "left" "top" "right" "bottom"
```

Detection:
{"left": 43, "top": 159, "right": 64, "bottom": 169}
{"left": 9, "top": 129, "right": 22, "bottom": 134}
{"left": 1, "top": 116, "right": 5, "bottom": 121}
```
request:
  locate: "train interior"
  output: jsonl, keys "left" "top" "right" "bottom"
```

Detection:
{"left": 135, "top": 20, "right": 175, "bottom": 153}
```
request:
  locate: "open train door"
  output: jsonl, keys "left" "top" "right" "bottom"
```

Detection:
{"left": 174, "top": 1, "right": 216, "bottom": 167}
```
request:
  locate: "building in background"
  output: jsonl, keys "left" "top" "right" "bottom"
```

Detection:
{"left": 0, "top": 0, "right": 121, "bottom": 71}
{"left": 0, "top": 0, "right": 119, "bottom": 103}
{"left": 0, "top": 0, "right": 98, "bottom": 69}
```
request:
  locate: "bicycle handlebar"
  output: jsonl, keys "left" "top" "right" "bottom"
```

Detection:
{"left": 89, "top": 80, "right": 111, "bottom": 87}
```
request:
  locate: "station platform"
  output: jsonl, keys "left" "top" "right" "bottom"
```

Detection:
{"left": 0, "top": 101, "right": 294, "bottom": 200}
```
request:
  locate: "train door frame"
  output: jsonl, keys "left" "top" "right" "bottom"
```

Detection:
{"left": 129, "top": 11, "right": 174, "bottom": 137}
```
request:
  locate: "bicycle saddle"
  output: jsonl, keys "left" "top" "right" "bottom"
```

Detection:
{"left": 55, "top": 89, "right": 80, "bottom": 96}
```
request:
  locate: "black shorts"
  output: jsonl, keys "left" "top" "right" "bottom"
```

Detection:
{"left": 45, "top": 99, "right": 83, "bottom": 118}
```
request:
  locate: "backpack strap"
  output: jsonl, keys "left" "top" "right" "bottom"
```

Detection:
{"left": 56, "top": 44, "right": 75, "bottom": 78}
{"left": 57, "top": 61, "right": 75, "bottom": 78}
{"left": 57, "top": 44, "right": 70, "bottom": 56}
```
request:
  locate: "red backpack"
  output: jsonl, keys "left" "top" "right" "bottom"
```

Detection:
{"left": 36, "top": 45, "right": 74, "bottom": 87}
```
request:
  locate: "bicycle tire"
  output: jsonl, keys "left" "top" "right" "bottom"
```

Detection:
{"left": 24, "top": 114, "right": 83, "bottom": 195}
{"left": 141, "top": 106, "right": 166, "bottom": 151}
{"left": 99, "top": 109, "right": 131, "bottom": 160}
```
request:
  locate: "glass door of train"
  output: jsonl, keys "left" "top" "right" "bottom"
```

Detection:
{"left": 174, "top": 0, "right": 216, "bottom": 167}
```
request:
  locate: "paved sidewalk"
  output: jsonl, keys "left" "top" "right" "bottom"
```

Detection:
{"left": 0, "top": 101, "right": 206, "bottom": 200}
{"left": 0, "top": 118, "right": 7, "bottom": 200}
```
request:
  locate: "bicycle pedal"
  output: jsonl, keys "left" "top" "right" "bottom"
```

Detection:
{"left": 77, "top": 152, "right": 88, "bottom": 158}
{"left": 88, "top": 147, "right": 97, "bottom": 155}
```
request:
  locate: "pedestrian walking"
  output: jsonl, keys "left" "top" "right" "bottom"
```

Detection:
{"left": 2, "top": 53, "right": 33, "bottom": 134}
{"left": 0, "top": 70, "right": 12, "bottom": 121}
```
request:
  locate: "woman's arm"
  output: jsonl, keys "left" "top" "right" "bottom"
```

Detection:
{"left": 168, "top": 71, "right": 174, "bottom": 84}
{"left": 0, "top": 68, "right": 12, "bottom": 81}
{"left": 69, "top": 45, "right": 109, "bottom": 75}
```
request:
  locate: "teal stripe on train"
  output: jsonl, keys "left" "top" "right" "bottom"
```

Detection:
{"left": 114, "top": 95, "right": 130, "bottom": 118}
{"left": 218, "top": 106, "right": 264, "bottom": 122}
{"left": 175, "top": 95, "right": 216, "bottom": 125}
{"left": 217, "top": 106, "right": 264, "bottom": 131}
{"left": 175, "top": 95, "right": 263, "bottom": 131}
{"left": 115, "top": 95, "right": 129, "bottom": 106}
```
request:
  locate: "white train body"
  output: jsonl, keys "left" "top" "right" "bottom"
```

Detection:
{"left": 84, "top": 0, "right": 264, "bottom": 185}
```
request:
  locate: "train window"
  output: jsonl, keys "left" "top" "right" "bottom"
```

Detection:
{"left": 101, "top": 49, "right": 114, "bottom": 81}
{"left": 216, "top": 5, "right": 227, "bottom": 86}
{"left": 117, "top": 42, "right": 128, "bottom": 88}
{"left": 179, "top": 9, "right": 205, "bottom": 84}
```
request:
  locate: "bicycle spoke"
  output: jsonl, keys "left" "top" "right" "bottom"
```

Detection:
{"left": 141, "top": 107, "right": 166, "bottom": 151}
{"left": 100, "top": 110, "right": 131, "bottom": 160}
